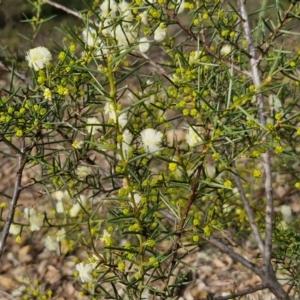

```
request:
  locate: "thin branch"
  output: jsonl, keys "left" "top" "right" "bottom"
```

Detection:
{"left": 207, "top": 236, "right": 291, "bottom": 300}
{"left": 0, "top": 62, "right": 29, "bottom": 85}
{"left": 206, "top": 8, "right": 253, "bottom": 60}
{"left": 238, "top": 2, "right": 292, "bottom": 300}
{"left": 238, "top": 0, "right": 273, "bottom": 277}
{"left": 0, "top": 139, "right": 27, "bottom": 258}
{"left": 0, "top": 134, "right": 22, "bottom": 155}
{"left": 232, "top": 162, "right": 265, "bottom": 255}
{"left": 0, "top": 289, "right": 16, "bottom": 300}
{"left": 169, "top": 163, "right": 203, "bottom": 259}
{"left": 214, "top": 283, "right": 268, "bottom": 300}
{"left": 209, "top": 237, "right": 263, "bottom": 277}
{"left": 138, "top": 52, "right": 168, "bottom": 76}
{"left": 55, "top": 126, "right": 119, "bottom": 180}
{"left": 162, "top": 163, "right": 204, "bottom": 295}
{"left": 43, "top": 0, "right": 82, "bottom": 19}
{"left": 259, "top": 2, "right": 296, "bottom": 55}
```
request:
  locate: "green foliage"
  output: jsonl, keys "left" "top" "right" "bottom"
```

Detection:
{"left": 1, "top": 0, "right": 300, "bottom": 299}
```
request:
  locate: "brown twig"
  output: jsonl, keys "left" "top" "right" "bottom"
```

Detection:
{"left": 0, "top": 62, "right": 29, "bottom": 85}
{"left": 214, "top": 283, "right": 268, "bottom": 300}
{"left": 171, "top": 164, "right": 203, "bottom": 254}
{"left": 138, "top": 51, "right": 168, "bottom": 76}
{"left": 0, "top": 139, "right": 28, "bottom": 258}
{"left": 55, "top": 126, "right": 126, "bottom": 190}
{"left": 43, "top": 0, "right": 83, "bottom": 19}
{"left": 259, "top": 2, "right": 296, "bottom": 55}
{"left": 0, "top": 289, "right": 16, "bottom": 300}
{"left": 162, "top": 162, "right": 203, "bottom": 296}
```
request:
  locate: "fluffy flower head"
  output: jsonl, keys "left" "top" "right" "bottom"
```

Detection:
{"left": 76, "top": 166, "right": 92, "bottom": 180}
{"left": 56, "top": 201, "right": 65, "bottom": 213}
{"left": 86, "top": 117, "right": 101, "bottom": 136}
{"left": 55, "top": 190, "right": 71, "bottom": 202}
{"left": 117, "top": 129, "right": 133, "bottom": 160}
{"left": 56, "top": 228, "right": 66, "bottom": 242}
{"left": 100, "top": 0, "right": 117, "bottom": 17}
{"left": 139, "top": 11, "right": 148, "bottom": 25}
{"left": 76, "top": 262, "right": 95, "bottom": 283}
{"left": 189, "top": 50, "right": 202, "bottom": 65}
{"left": 104, "top": 102, "right": 127, "bottom": 128}
{"left": 104, "top": 102, "right": 116, "bottom": 120}
{"left": 220, "top": 44, "right": 232, "bottom": 56}
{"left": 280, "top": 205, "right": 293, "bottom": 223}
{"left": 29, "top": 213, "right": 44, "bottom": 231}
{"left": 114, "top": 25, "right": 135, "bottom": 48}
{"left": 24, "top": 207, "right": 44, "bottom": 231}
{"left": 45, "top": 235, "right": 59, "bottom": 252}
{"left": 24, "top": 208, "right": 37, "bottom": 220}
{"left": 82, "top": 28, "right": 99, "bottom": 47}
{"left": 9, "top": 224, "right": 21, "bottom": 235}
{"left": 139, "top": 37, "right": 150, "bottom": 53}
{"left": 154, "top": 26, "right": 167, "bottom": 42}
{"left": 119, "top": 1, "right": 133, "bottom": 21}
{"left": 54, "top": 190, "right": 71, "bottom": 213}
{"left": 269, "top": 94, "right": 283, "bottom": 113}
{"left": 26, "top": 46, "right": 52, "bottom": 71}
{"left": 69, "top": 203, "right": 81, "bottom": 217}
{"left": 100, "top": 229, "right": 112, "bottom": 246}
{"left": 176, "top": 0, "right": 185, "bottom": 13}
{"left": 185, "top": 126, "right": 202, "bottom": 147}
{"left": 129, "top": 191, "right": 142, "bottom": 207}
{"left": 70, "top": 195, "right": 88, "bottom": 217}
{"left": 140, "top": 128, "right": 163, "bottom": 153}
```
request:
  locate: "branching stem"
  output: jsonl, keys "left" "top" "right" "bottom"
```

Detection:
{"left": 232, "top": 162, "right": 264, "bottom": 255}
{"left": 238, "top": 1, "right": 290, "bottom": 299}
{"left": 209, "top": 237, "right": 263, "bottom": 277}
{"left": 0, "top": 139, "right": 27, "bottom": 258}
{"left": 238, "top": 0, "right": 274, "bottom": 277}
{"left": 43, "top": 0, "right": 82, "bottom": 19}
{"left": 214, "top": 283, "right": 268, "bottom": 300}
{"left": 162, "top": 163, "right": 203, "bottom": 297}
